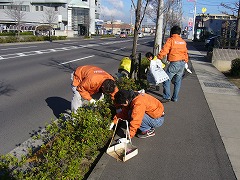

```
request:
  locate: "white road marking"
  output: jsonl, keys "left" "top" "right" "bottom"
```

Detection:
{"left": 59, "top": 55, "right": 95, "bottom": 65}
{"left": 0, "top": 39, "right": 132, "bottom": 61}
{"left": 0, "top": 45, "right": 37, "bottom": 51}
{"left": 17, "top": 53, "right": 27, "bottom": 56}
{"left": 112, "top": 47, "right": 126, "bottom": 52}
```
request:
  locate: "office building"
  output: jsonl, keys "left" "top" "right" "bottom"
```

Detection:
{"left": 0, "top": 0, "right": 101, "bottom": 37}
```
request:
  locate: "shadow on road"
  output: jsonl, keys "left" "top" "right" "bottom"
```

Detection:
{"left": 0, "top": 81, "right": 15, "bottom": 96}
{"left": 46, "top": 96, "right": 71, "bottom": 119}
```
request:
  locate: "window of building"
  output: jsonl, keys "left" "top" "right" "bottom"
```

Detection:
{"left": 36, "top": 6, "right": 39, "bottom": 11}
{"left": 40, "top": 6, "right": 43, "bottom": 11}
{"left": 55, "top": 6, "right": 58, "bottom": 11}
{"left": 82, "top": 0, "right": 87, "bottom": 2}
{"left": 21, "top": 5, "right": 26, "bottom": 11}
{"left": 0, "top": 5, "right": 4, "bottom": 9}
{"left": 26, "top": 5, "right": 30, "bottom": 11}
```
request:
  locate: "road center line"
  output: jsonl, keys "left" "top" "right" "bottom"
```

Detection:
{"left": 59, "top": 55, "right": 95, "bottom": 65}
{"left": 112, "top": 47, "right": 126, "bottom": 52}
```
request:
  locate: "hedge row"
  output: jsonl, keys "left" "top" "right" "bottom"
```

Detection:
{"left": 0, "top": 36, "right": 67, "bottom": 43}
{"left": 0, "top": 32, "right": 34, "bottom": 36}
{"left": 231, "top": 58, "right": 240, "bottom": 76}
{"left": 0, "top": 77, "right": 147, "bottom": 180}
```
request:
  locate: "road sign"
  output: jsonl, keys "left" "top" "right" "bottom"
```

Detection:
{"left": 202, "top": 7, "right": 207, "bottom": 13}
{"left": 188, "top": 27, "right": 193, "bottom": 31}
{"left": 189, "top": 17, "right": 193, "bottom": 22}
{"left": 188, "top": 22, "right": 193, "bottom": 27}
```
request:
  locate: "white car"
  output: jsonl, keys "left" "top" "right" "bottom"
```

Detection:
{"left": 138, "top": 32, "right": 144, "bottom": 38}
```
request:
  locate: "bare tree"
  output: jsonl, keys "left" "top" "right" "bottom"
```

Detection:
{"left": 111, "top": 15, "right": 114, "bottom": 34}
{"left": 220, "top": 1, "right": 240, "bottom": 45}
{"left": 130, "top": 0, "right": 151, "bottom": 78}
{"left": 43, "top": 6, "right": 58, "bottom": 27}
{"left": 4, "top": 1, "right": 26, "bottom": 37}
{"left": 146, "top": 0, "right": 182, "bottom": 54}
{"left": 42, "top": 6, "right": 58, "bottom": 41}
{"left": 162, "top": 0, "right": 182, "bottom": 41}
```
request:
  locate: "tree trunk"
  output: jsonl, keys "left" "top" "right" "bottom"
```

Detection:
{"left": 130, "top": 0, "right": 142, "bottom": 79}
{"left": 153, "top": 0, "right": 163, "bottom": 55}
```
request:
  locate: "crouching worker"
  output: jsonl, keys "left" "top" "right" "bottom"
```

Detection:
{"left": 71, "top": 65, "right": 118, "bottom": 113}
{"left": 109, "top": 89, "right": 165, "bottom": 139}
{"left": 145, "top": 52, "right": 166, "bottom": 69}
{"left": 117, "top": 56, "right": 132, "bottom": 78}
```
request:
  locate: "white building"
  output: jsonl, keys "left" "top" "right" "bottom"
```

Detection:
{"left": 0, "top": 0, "right": 101, "bottom": 37}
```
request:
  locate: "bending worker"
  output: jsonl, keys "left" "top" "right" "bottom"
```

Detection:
{"left": 117, "top": 56, "right": 132, "bottom": 78}
{"left": 71, "top": 65, "right": 118, "bottom": 113}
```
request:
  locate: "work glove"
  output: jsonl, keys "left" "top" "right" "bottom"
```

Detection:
{"left": 185, "top": 63, "right": 192, "bottom": 74}
{"left": 138, "top": 89, "right": 145, "bottom": 93}
{"left": 117, "top": 138, "right": 130, "bottom": 144}
{"left": 109, "top": 122, "right": 115, "bottom": 130}
{"left": 89, "top": 99, "right": 96, "bottom": 104}
{"left": 99, "top": 93, "right": 105, "bottom": 101}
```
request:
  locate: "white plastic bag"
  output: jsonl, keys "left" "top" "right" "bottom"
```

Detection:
{"left": 147, "top": 59, "right": 169, "bottom": 85}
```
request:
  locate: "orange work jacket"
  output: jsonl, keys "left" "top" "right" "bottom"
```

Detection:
{"left": 113, "top": 92, "right": 164, "bottom": 138}
{"left": 157, "top": 34, "right": 188, "bottom": 63}
{"left": 72, "top": 65, "right": 118, "bottom": 101}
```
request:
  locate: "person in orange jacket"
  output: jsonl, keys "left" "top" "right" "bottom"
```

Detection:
{"left": 71, "top": 65, "right": 118, "bottom": 113}
{"left": 109, "top": 89, "right": 165, "bottom": 139}
{"left": 157, "top": 26, "right": 189, "bottom": 103}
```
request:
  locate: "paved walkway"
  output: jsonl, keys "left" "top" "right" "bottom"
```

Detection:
{"left": 88, "top": 43, "right": 240, "bottom": 180}
{"left": 191, "top": 49, "right": 240, "bottom": 179}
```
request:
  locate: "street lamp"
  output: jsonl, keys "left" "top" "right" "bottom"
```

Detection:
{"left": 201, "top": 7, "right": 207, "bottom": 27}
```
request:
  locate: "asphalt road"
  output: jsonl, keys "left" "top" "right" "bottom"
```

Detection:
{"left": 0, "top": 36, "right": 154, "bottom": 155}
{"left": 1, "top": 38, "right": 236, "bottom": 180}
{"left": 88, "top": 40, "right": 237, "bottom": 180}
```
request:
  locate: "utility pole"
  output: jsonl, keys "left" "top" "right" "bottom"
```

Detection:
{"left": 130, "top": 5, "right": 133, "bottom": 34}
{"left": 236, "top": 0, "right": 240, "bottom": 42}
{"left": 153, "top": 0, "right": 164, "bottom": 55}
{"left": 192, "top": 0, "right": 196, "bottom": 40}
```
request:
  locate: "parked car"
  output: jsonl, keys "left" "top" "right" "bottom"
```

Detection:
{"left": 138, "top": 32, "right": 144, "bottom": 38}
{"left": 204, "top": 35, "right": 220, "bottom": 50}
{"left": 119, "top": 32, "right": 127, "bottom": 38}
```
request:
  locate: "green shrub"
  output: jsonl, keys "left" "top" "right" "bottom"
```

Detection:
{"left": 4, "top": 36, "right": 19, "bottom": 43}
{"left": 101, "top": 34, "right": 115, "bottom": 38}
{"left": 21, "top": 36, "right": 37, "bottom": 42}
{"left": 84, "top": 35, "right": 91, "bottom": 39}
{"left": 0, "top": 78, "right": 147, "bottom": 179}
{"left": 139, "top": 57, "right": 150, "bottom": 79}
{"left": 0, "top": 101, "right": 113, "bottom": 179}
{"left": 230, "top": 58, "right": 240, "bottom": 76}
{"left": 116, "top": 76, "right": 148, "bottom": 91}
{"left": 57, "top": 36, "right": 67, "bottom": 40}
{"left": 0, "top": 34, "right": 65, "bottom": 43}
{"left": 0, "top": 37, "right": 6, "bottom": 43}
{"left": 20, "top": 32, "right": 34, "bottom": 36}
{"left": 0, "top": 32, "right": 15, "bottom": 36}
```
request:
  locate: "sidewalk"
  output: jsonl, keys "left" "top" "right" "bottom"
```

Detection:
{"left": 191, "top": 51, "right": 240, "bottom": 178}
{"left": 88, "top": 44, "right": 240, "bottom": 180}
